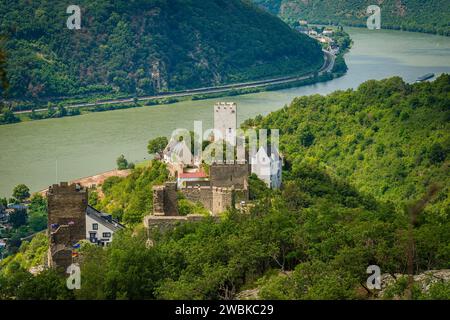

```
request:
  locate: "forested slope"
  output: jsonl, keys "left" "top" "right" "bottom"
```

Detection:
{"left": 0, "top": 0, "right": 323, "bottom": 100}
{"left": 253, "top": 0, "right": 450, "bottom": 35}
{"left": 1, "top": 76, "right": 448, "bottom": 300}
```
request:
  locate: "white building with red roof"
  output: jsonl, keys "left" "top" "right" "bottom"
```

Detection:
{"left": 177, "top": 171, "right": 209, "bottom": 188}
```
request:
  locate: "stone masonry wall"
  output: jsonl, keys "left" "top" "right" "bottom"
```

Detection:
{"left": 182, "top": 186, "right": 213, "bottom": 211}
{"left": 210, "top": 163, "right": 249, "bottom": 189}
{"left": 47, "top": 182, "right": 87, "bottom": 270}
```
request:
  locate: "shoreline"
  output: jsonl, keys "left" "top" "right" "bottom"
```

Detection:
{"left": 37, "top": 168, "right": 131, "bottom": 196}
{"left": 7, "top": 51, "right": 335, "bottom": 116}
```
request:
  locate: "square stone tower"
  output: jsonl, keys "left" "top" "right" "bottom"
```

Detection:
{"left": 214, "top": 102, "right": 237, "bottom": 146}
{"left": 47, "top": 182, "right": 87, "bottom": 270}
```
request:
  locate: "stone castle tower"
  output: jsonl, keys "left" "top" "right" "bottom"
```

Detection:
{"left": 47, "top": 182, "right": 87, "bottom": 270}
{"left": 214, "top": 102, "right": 237, "bottom": 146}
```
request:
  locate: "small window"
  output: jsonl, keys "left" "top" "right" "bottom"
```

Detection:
{"left": 103, "top": 232, "right": 111, "bottom": 238}
{"left": 92, "top": 223, "right": 98, "bottom": 230}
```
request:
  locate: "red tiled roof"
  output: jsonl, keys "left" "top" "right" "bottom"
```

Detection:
{"left": 178, "top": 172, "right": 208, "bottom": 179}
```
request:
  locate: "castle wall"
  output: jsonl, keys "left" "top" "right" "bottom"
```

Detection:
{"left": 152, "top": 182, "right": 179, "bottom": 216}
{"left": 153, "top": 186, "right": 165, "bottom": 216}
{"left": 210, "top": 163, "right": 249, "bottom": 189}
{"left": 182, "top": 186, "right": 213, "bottom": 211}
{"left": 212, "top": 188, "right": 233, "bottom": 215}
{"left": 164, "top": 182, "right": 179, "bottom": 216}
{"left": 47, "top": 182, "right": 87, "bottom": 270}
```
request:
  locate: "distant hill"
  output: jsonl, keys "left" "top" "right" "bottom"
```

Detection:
{"left": 0, "top": 0, "right": 323, "bottom": 100}
{"left": 253, "top": 0, "right": 450, "bottom": 35}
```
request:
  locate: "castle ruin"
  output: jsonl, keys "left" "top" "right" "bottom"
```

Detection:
{"left": 47, "top": 182, "right": 87, "bottom": 270}
{"left": 150, "top": 163, "right": 249, "bottom": 218}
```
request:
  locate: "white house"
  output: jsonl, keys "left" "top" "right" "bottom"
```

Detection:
{"left": 251, "top": 146, "right": 282, "bottom": 189}
{"left": 163, "top": 140, "right": 193, "bottom": 166}
{"left": 177, "top": 171, "right": 209, "bottom": 189}
{"left": 86, "top": 206, "right": 124, "bottom": 246}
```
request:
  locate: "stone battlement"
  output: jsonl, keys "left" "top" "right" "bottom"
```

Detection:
{"left": 214, "top": 102, "right": 236, "bottom": 109}
{"left": 48, "top": 182, "right": 87, "bottom": 195}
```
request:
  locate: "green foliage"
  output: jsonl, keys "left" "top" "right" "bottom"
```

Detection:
{"left": 26, "top": 193, "right": 47, "bottom": 233}
{"left": 177, "top": 198, "right": 209, "bottom": 216}
{"left": 98, "top": 161, "right": 168, "bottom": 224}
{"left": 254, "top": 0, "right": 450, "bottom": 35}
{"left": 0, "top": 0, "right": 323, "bottom": 101}
{"left": 429, "top": 143, "right": 446, "bottom": 164}
{"left": 12, "top": 184, "right": 30, "bottom": 201}
{"left": 259, "top": 261, "right": 360, "bottom": 300}
{"left": 8, "top": 209, "right": 27, "bottom": 228}
{"left": 248, "top": 173, "right": 271, "bottom": 200}
{"left": 116, "top": 154, "right": 129, "bottom": 170}
{"left": 3, "top": 76, "right": 449, "bottom": 300}
{"left": 0, "top": 233, "right": 48, "bottom": 271}
{"left": 0, "top": 265, "right": 72, "bottom": 300}
{"left": 0, "top": 109, "right": 20, "bottom": 124}
{"left": 88, "top": 190, "right": 99, "bottom": 207}
{"left": 254, "top": 75, "right": 450, "bottom": 211}
{"left": 76, "top": 229, "right": 163, "bottom": 300}
{"left": 147, "top": 136, "right": 168, "bottom": 156}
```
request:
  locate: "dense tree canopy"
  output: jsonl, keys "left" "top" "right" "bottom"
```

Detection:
{"left": 0, "top": 76, "right": 448, "bottom": 300}
{"left": 0, "top": 0, "right": 323, "bottom": 101}
{"left": 12, "top": 184, "right": 30, "bottom": 202}
{"left": 253, "top": 0, "right": 450, "bottom": 35}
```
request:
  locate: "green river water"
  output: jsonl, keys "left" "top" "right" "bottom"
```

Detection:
{"left": 1, "top": 27, "right": 449, "bottom": 196}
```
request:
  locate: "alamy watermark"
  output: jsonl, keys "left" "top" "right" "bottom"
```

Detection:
{"left": 66, "top": 263, "right": 81, "bottom": 290}
{"left": 366, "top": 265, "right": 381, "bottom": 290}
{"left": 164, "top": 121, "right": 280, "bottom": 167}
{"left": 367, "top": 5, "right": 382, "bottom": 30}
{"left": 66, "top": 5, "right": 81, "bottom": 30}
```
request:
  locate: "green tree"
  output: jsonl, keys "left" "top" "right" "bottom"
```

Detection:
{"left": 88, "top": 190, "right": 99, "bottom": 207}
{"left": 147, "top": 136, "right": 168, "bottom": 157}
{"left": 29, "top": 193, "right": 46, "bottom": 212}
{"left": 8, "top": 209, "right": 27, "bottom": 228}
{"left": 12, "top": 184, "right": 30, "bottom": 202}
{"left": 116, "top": 155, "right": 128, "bottom": 170}
{"left": 429, "top": 143, "right": 446, "bottom": 164}
{"left": 0, "top": 110, "right": 20, "bottom": 124}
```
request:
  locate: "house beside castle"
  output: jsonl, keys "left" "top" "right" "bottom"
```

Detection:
{"left": 86, "top": 205, "right": 124, "bottom": 246}
{"left": 251, "top": 146, "right": 283, "bottom": 189}
{"left": 47, "top": 182, "right": 124, "bottom": 270}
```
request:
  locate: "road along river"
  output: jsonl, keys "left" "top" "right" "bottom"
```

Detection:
{"left": 1, "top": 27, "right": 449, "bottom": 196}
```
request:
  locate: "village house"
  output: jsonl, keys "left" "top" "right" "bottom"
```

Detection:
{"left": 86, "top": 205, "right": 124, "bottom": 246}
{"left": 177, "top": 171, "right": 209, "bottom": 189}
{"left": 47, "top": 182, "right": 124, "bottom": 269}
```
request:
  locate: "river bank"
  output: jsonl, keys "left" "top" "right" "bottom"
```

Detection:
{"left": 37, "top": 169, "right": 131, "bottom": 196}
{"left": 4, "top": 50, "right": 336, "bottom": 125}
{"left": 0, "top": 27, "right": 449, "bottom": 197}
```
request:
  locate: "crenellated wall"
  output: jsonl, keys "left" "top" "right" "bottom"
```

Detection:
{"left": 47, "top": 182, "right": 87, "bottom": 270}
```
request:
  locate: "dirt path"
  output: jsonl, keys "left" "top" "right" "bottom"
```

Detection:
{"left": 38, "top": 169, "right": 131, "bottom": 195}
